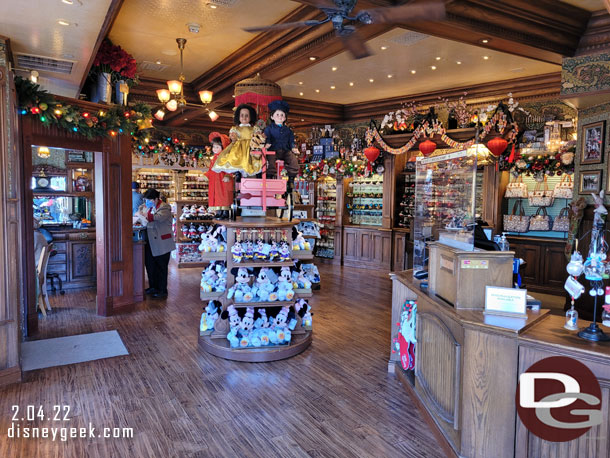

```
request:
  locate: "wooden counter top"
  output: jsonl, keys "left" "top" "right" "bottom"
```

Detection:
{"left": 390, "top": 270, "right": 549, "bottom": 336}
{"left": 45, "top": 226, "right": 95, "bottom": 233}
{"left": 213, "top": 217, "right": 298, "bottom": 228}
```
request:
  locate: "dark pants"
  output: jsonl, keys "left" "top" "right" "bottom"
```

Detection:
{"left": 144, "top": 242, "right": 170, "bottom": 294}
{"left": 266, "top": 149, "right": 299, "bottom": 178}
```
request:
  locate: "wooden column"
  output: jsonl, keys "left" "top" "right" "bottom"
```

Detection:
{"left": 0, "top": 37, "right": 23, "bottom": 386}
{"left": 95, "top": 133, "right": 134, "bottom": 316}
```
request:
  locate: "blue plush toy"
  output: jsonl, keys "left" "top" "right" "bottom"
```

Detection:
{"left": 200, "top": 300, "right": 221, "bottom": 332}
{"left": 227, "top": 267, "right": 254, "bottom": 302}
{"left": 227, "top": 328, "right": 239, "bottom": 348}
{"left": 252, "top": 267, "right": 278, "bottom": 302}
{"left": 276, "top": 267, "right": 295, "bottom": 301}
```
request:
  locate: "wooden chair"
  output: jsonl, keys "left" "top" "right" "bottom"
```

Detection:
{"left": 36, "top": 243, "right": 53, "bottom": 316}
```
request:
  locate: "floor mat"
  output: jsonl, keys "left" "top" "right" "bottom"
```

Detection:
{"left": 21, "top": 330, "right": 129, "bottom": 371}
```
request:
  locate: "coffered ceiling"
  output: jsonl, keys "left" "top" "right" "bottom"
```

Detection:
{"left": 277, "top": 29, "right": 560, "bottom": 104}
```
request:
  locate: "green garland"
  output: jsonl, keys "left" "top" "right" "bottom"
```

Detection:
{"left": 15, "top": 76, "right": 152, "bottom": 140}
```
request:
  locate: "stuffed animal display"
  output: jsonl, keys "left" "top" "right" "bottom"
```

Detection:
{"left": 291, "top": 227, "right": 311, "bottom": 251}
{"left": 200, "top": 300, "right": 221, "bottom": 332}
{"left": 198, "top": 224, "right": 227, "bottom": 253}
{"left": 228, "top": 266, "right": 302, "bottom": 302}
{"left": 292, "top": 262, "right": 312, "bottom": 290}
{"left": 227, "top": 267, "right": 255, "bottom": 302}
{"left": 200, "top": 262, "right": 227, "bottom": 293}
{"left": 231, "top": 237, "right": 290, "bottom": 263}
{"left": 297, "top": 221, "right": 320, "bottom": 238}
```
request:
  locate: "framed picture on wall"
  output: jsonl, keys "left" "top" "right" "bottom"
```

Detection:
{"left": 580, "top": 170, "right": 602, "bottom": 194}
{"left": 581, "top": 121, "right": 605, "bottom": 165}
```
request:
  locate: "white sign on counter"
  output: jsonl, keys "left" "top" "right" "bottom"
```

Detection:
{"left": 484, "top": 286, "right": 527, "bottom": 318}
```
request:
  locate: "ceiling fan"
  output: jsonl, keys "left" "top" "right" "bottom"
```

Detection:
{"left": 243, "top": 0, "right": 446, "bottom": 59}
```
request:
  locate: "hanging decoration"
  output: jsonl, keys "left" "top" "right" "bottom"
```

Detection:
{"left": 487, "top": 136, "right": 508, "bottom": 157}
{"left": 366, "top": 111, "right": 512, "bottom": 155}
{"left": 498, "top": 148, "right": 575, "bottom": 178}
{"left": 418, "top": 139, "right": 436, "bottom": 157}
{"left": 15, "top": 76, "right": 152, "bottom": 140}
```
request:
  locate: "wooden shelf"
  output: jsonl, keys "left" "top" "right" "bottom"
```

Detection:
{"left": 198, "top": 331, "right": 312, "bottom": 362}
{"left": 292, "top": 251, "right": 314, "bottom": 260}
{"left": 295, "top": 289, "right": 313, "bottom": 298}
{"left": 33, "top": 191, "right": 94, "bottom": 197}
{"left": 233, "top": 260, "right": 295, "bottom": 268}
{"left": 66, "top": 162, "right": 94, "bottom": 169}
{"left": 229, "top": 300, "right": 294, "bottom": 308}
{"left": 178, "top": 219, "right": 215, "bottom": 224}
{"left": 200, "top": 291, "right": 224, "bottom": 301}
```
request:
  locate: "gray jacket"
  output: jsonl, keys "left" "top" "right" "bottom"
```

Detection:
{"left": 146, "top": 202, "right": 176, "bottom": 256}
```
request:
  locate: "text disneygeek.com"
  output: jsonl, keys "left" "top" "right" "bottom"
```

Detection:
{"left": 6, "top": 406, "right": 133, "bottom": 441}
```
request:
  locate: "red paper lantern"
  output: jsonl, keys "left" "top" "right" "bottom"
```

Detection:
{"left": 364, "top": 146, "right": 380, "bottom": 163}
{"left": 487, "top": 137, "right": 508, "bottom": 157}
{"left": 419, "top": 139, "right": 436, "bottom": 157}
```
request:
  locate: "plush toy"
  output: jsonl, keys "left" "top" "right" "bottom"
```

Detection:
{"left": 254, "top": 237, "right": 268, "bottom": 261}
{"left": 200, "top": 264, "right": 218, "bottom": 292}
{"left": 254, "top": 308, "right": 270, "bottom": 329}
{"left": 272, "top": 305, "right": 290, "bottom": 328}
{"left": 301, "top": 263, "right": 320, "bottom": 286}
{"left": 227, "top": 267, "right": 254, "bottom": 302}
{"left": 231, "top": 241, "right": 244, "bottom": 263}
{"left": 292, "top": 263, "right": 312, "bottom": 290}
{"left": 240, "top": 306, "right": 255, "bottom": 335}
{"left": 180, "top": 205, "right": 191, "bottom": 221}
{"left": 213, "top": 263, "right": 227, "bottom": 292}
{"left": 294, "top": 298, "right": 313, "bottom": 327}
{"left": 222, "top": 304, "right": 241, "bottom": 331}
{"left": 292, "top": 227, "right": 310, "bottom": 251}
{"left": 227, "top": 327, "right": 239, "bottom": 348}
{"left": 276, "top": 266, "right": 295, "bottom": 301}
{"left": 279, "top": 240, "right": 291, "bottom": 262}
{"left": 268, "top": 240, "right": 279, "bottom": 261}
{"left": 298, "top": 221, "right": 320, "bottom": 238}
{"left": 200, "top": 300, "right": 221, "bottom": 332}
{"left": 252, "top": 267, "right": 278, "bottom": 302}
{"left": 244, "top": 240, "right": 254, "bottom": 260}
{"left": 188, "top": 224, "right": 198, "bottom": 240}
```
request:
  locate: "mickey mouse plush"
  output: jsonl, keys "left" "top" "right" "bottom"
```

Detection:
{"left": 252, "top": 267, "right": 278, "bottom": 302}
{"left": 276, "top": 266, "right": 295, "bottom": 301}
{"left": 200, "top": 300, "right": 221, "bottom": 332}
{"left": 227, "top": 267, "right": 254, "bottom": 302}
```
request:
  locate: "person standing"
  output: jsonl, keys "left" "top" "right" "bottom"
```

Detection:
{"left": 137, "top": 189, "right": 175, "bottom": 299}
{"left": 132, "top": 181, "right": 144, "bottom": 215}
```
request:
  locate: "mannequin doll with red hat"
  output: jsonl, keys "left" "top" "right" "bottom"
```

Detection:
{"left": 212, "top": 104, "right": 263, "bottom": 178}
{"left": 264, "top": 100, "right": 300, "bottom": 192}
{"left": 206, "top": 132, "right": 233, "bottom": 219}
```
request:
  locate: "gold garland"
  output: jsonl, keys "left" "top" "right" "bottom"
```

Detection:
{"left": 366, "top": 112, "right": 510, "bottom": 154}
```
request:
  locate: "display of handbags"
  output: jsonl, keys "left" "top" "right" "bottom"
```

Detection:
{"left": 552, "top": 207, "right": 570, "bottom": 232}
{"left": 552, "top": 174, "right": 573, "bottom": 199}
{"left": 505, "top": 175, "right": 528, "bottom": 198}
{"left": 529, "top": 207, "right": 551, "bottom": 231}
{"left": 503, "top": 200, "right": 530, "bottom": 233}
{"left": 528, "top": 177, "right": 554, "bottom": 207}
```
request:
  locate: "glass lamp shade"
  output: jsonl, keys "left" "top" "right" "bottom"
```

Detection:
{"left": 199, "top": 90, "right": 213, "bottom": 104}
{"left": 37, "top": 146, "right": 50, "bottom": 158}
{"left": 156, "top": 89, "right": 171, "bottom": 103}
{"left": 165, "top": 99, "right": 178, "bottom": 112}
{"left": 167, "top": 80, "right": 182, "bottom": 94}
{"left": 154, "top": 109, "right": 166, "bottom": 121}
{"left": 467, "top": 144, "right": 492, "bottom": 165}
{"left": 208, "top": 110, "right": 219, "bottom": 122}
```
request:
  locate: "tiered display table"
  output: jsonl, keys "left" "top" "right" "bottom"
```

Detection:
{"left": 198, "top": 217, "right": 314, "bottom": 362}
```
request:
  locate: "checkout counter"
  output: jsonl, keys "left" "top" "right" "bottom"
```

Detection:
{"left": 389, "top": 245, "right": 610, "bottom": 458}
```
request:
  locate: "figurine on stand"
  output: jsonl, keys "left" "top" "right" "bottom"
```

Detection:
{"left": 206, "top": 131, "right": 233, "bottom": 220}
{"left": 264, "top": 100, "right": 300, "bottom": 193}
{"left": 212, "top": 104, "right": 263, "bottom": 178}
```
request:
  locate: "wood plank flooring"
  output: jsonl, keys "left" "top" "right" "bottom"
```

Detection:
{"left": 0, "top": 262, "right": 445, "bottom": 458}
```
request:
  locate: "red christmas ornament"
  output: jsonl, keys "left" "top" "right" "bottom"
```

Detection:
{"left": 487, "top": 137, "right": 508, "bottom": 157}
{"left": 418, "top": 139, "right": 436, "bottom": 157}
{"left": 364, "top": 146, "right": 380, "bottom": 163}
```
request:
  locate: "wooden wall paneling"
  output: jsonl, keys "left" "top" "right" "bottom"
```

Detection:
{"left": 343, "top": 227, "right": 358, "bottom": 261}
{"left": 388, "top": 275, "right": 418, "bottom": 371}
{"left": 392, "top": 231, "right": 406, "bottom": 272}
{"left": 95, "top": 134, "right": 134, "bottom": 316}
{"left": 0, "top": 38, "right": 22, "bottom": 385}
{"left": 382, "top": 153, "right": 394, "bottom": 229}
{"left": 542, "top": 243, "right": 568, "bottom": 290}
{"left": 68, "top": 241, "right": 96, "bottom": 283}
{"left": 516, "top": 344, "right": 610, "bottom": 458}
{"left": 460, "top": 327, "right": 518, "bottom": 458}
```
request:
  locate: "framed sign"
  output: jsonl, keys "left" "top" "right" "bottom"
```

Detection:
{"left": 580, "top": 170, "right": 602, "bottom": 195}
{"left": 484, "top": 286, "right": 527, "bottom": 318}
{"left": 581, "top": 121, "right": 605, "bottom": 165}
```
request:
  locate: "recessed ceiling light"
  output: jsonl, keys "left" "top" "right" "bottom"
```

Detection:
{"left": 430, "top": 66, "right": 436, "bottom": 70}
{"left": 480, "top": 38, "right": 489, "bottom": 44}
{"left": 208, "top": 3, "right": 217, "bottom": 8}
{"left": 369, "top": 78, "right": 374, "bottom": 83}
{"left": 483, "top": 56, "right": 489, "bottom": 60}
{"left": 62, "top": 53, "right": 74, "bottom": 59}
{"left": 349, "top": 82, "right": 354, "bottom": 86}
{"left": 309, "top": 56, "right": 317, "bottom": 61}
{"left": 330, "top": 86, "right": 335, "bottom": 90}
{"left": 387, "top": 74, "right": 392, "bottom": 78}
{"left": 411, "top": 70, "right": 416, "bottom": 74}
{"left": 299, "top": 92, "right": 304, "bottom": 96}
{"left": 58, "top": 19, "right": 70, "bottom": 26}
{"left": 62, "top": 0, "right": 74, "bottom": 4}
{"left": 332, "top": 66, "right": 337, "bottom": 71}
{"left": 301, "top": 118, "right": 304, "bottom": 122}
{"left": 456, "top": 61, "right": 462, "bottom": 65}
{"left": 380, "top": 46, "right": 387, "bottom": 50}
{"left": 155, "top": 60, "right": 162, "bottom": 65}
{"left": 315, "top": 89, "right": 320, "bottom": 93}
{"left": 298, "top": 81, "right": 303, "bottom": 85}
{"left": 184, "top": 118, "right": 188, "bottom": 121}
{"left": 435, "top": 56, "right": 441, "bottom": 60}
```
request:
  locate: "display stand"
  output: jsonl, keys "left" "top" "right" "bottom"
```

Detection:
{"left": 175, "top": 199, "right": 215, "bottom": 268}
{"left": 198, "top": 217, "right": 313, "bottom": 362}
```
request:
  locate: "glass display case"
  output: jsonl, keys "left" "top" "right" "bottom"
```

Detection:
{"left": 315, "top": 177, "right": 337, "bottom": 258}
{"left": 345, "top": 174, "right": 384, "bottom": 226}
{"left": 180, "top": 170, "right": 208, "bottom": 201}
{"left": 413, "top": 150, "right": 477, "bottom": 274}
{"left": 396, "top": 171, "right": 415, "bottom": 228}
{"left": 33, "top": 195, "right": 95, "bottom": 226}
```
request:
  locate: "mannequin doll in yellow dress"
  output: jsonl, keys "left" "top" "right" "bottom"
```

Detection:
{"left": 212, "top": 104, "right": 263, "bottom": 178}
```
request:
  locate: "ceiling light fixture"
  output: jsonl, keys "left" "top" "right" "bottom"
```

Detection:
{"left": 387, "top": 74, "right": 392, "bottom": 78}
{"left": 57, "top": 19, "right": 70, "bottom": 26}
{"left": 369, "top": 78, "right": 374, "bottom": 83}
{"left": 208, "top": 3, "right": 217, "bottom": 8}
{"left": 315, "top": 89, "right": 320, "bottom": 93}
{"left": 435, "top": 56, "right": 441, "bottom": 60}
{"left": 480, "top": 38, "right": 490, "bottom": 44}
{"left": 61, "top": 0, "right": 74, "bottom": 4}
{"left": 208, "top": 111, "right": 219, "bottom": 122}
{"left": 299, "top": 92, "right": 304, "bottom": 96}
{"left": 309, "top": 56, "right": 317, "bottom": 61}
{"left": 349, "top": 82, "right": 354, "bottom": 86}
{"left": 483, "top": 56, "right": 489, "bottom": 60}
{"left": 299, "top": 81, "right": 303, "bottom": 85}
{"left": 430, "top": 66, "right": 436, "bottom": 70}
{"left": 332, "top": 66, "right": 337, "bottom": 71}
{"left": 380, "top": 46, "right": 387, "bottom": 50}
{"left": 456, "top": 61, "right": 462, "bottom": 65}
{"left": 155, "top": 38, "right": 216, "bottom": 120}
{"left": 411, "top": 70, "right": 416, "bottom": 74}
{"left": 330, "top": 86, "right": 335, "bottom": 89}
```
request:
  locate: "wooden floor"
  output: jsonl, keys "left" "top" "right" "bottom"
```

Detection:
{"left": 0, "top": 262, "right": 445, "bottom": 458}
